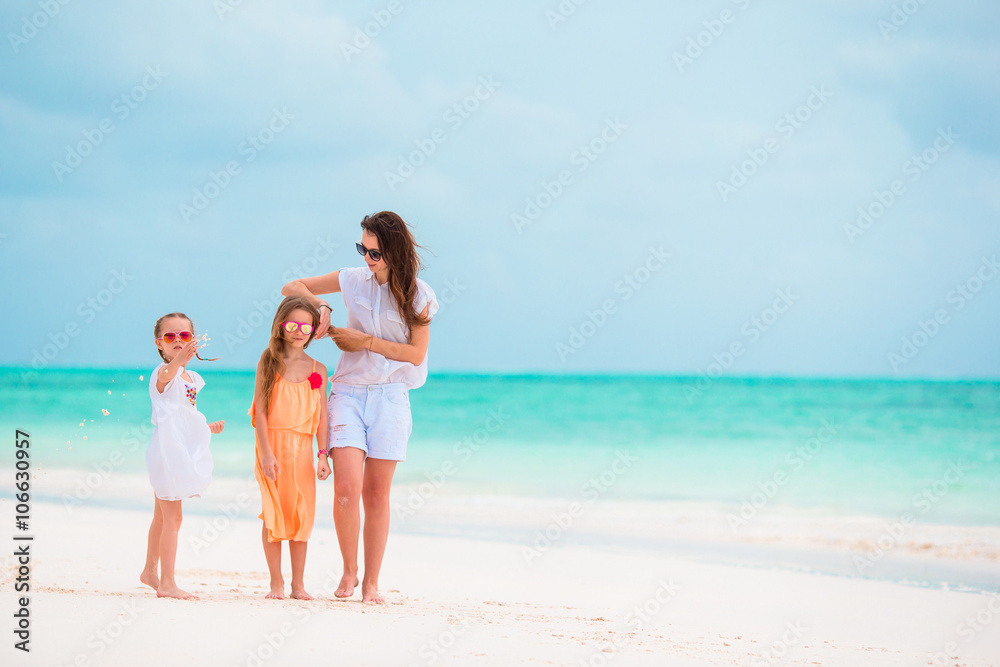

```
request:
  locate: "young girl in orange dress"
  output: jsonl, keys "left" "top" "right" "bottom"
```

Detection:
{"left": 250, "top": 296, "right": 331, "bottom": 600}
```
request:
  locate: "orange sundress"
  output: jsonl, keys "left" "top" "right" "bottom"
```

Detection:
{"left": 250, "top": 359, "right": 323, "bottom": 542}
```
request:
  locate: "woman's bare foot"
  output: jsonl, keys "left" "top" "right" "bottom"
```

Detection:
{"left": 290, "top": 588, "right": 314, "bottom": 600}
{"left": 335, "top": 573, "right": 359, "bottom": 599}
{"left": 361, "top": 583, "right": 385, "bottom": 604}
{"left": 157, "top": 586, "right": 198, "bottom": 600}
{"left": 139, "top": 570, "right": 159, "bottom": 591}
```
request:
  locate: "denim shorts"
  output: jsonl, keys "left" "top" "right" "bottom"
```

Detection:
{"left": 327, "top": 382, "right": 412, "bottom": 461}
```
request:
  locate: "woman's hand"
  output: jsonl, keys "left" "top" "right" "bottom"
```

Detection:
{"left": 329, "top": 326, "right": 372, "bottom": 352}
{"left": 317, "top": 456, "right": 331, "bottom": 481}
{"left": 208, "top": 420, "right": 225, "bottom": 434}
{"left": 315, "top": 304, "right": 332, "bottom": 339}
{"left": 261, "top": 450, "right": 279, "bottom": 481}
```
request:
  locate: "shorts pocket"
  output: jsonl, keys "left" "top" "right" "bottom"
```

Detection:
{"left": 385, "top": 388, "right": 410, "bottom": 408}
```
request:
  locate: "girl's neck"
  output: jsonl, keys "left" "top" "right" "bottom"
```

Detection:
{"left": 282, "top": 348, "right": 309, "bottom": 362}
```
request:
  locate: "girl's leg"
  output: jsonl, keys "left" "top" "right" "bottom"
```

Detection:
{"left": 360, "top": 458, "right": 398, "bottom": 604}
{"left": 157, "top": 498, "right": 197, "bottom": 600}
{"left": 140, "top": 494, "right": 162, "bottom": 590}
{"left": 331, "top": 447, "right": 366, "bottom": 598}
{"left": 288, "top": 541, "right": 313, "bottom": 600}
{"left": 262, "top": 523, "right": 284, "bottom": 599}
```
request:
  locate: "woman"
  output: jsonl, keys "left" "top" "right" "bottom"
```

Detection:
{"left": 281, "top": 211, "right": 438, "bottom": 603}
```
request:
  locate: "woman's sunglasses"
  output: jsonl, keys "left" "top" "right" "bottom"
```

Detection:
{"left": 356, "top": 242, "right": 382, "bottom": 262}
{"left": 282, "top": 321, "right": 314, "bottom": 336}
{"left": 157, "top": 330, "right": 194, "bottom": 344}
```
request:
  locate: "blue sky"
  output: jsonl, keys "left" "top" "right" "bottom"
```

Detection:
{"left": 2, "top": 1, "right": 998, "bottom": 377}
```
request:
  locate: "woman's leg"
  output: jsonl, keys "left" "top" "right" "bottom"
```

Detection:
{"left": 360, "top": 458, "right": 398, "bottom": 604}
{"left": 262, "top": 523, "right": 284, "bottom": 599}
{"left": 331, "top": 447, "right": 366, "bottom": 597}
{"left": 140, "top": 494, "right": 162, "bottom": 589}
{"left": 157, "top": 498, "right": 197, "bottom": 599}
{"left": 288, "top": 541, "right": 313, "bottom": 600}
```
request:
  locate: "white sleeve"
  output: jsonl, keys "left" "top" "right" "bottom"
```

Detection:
{"left": 415, "top": 279, "right": 440, "bottom": 322}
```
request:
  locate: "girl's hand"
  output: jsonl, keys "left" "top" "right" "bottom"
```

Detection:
{"left": 315, "top": 305, "right": 331, "bottom": 340}
{"left": 208, "top": 420, "right": 225, "bottom": 434}
{"left": 175, "top": 339, "right": 199, "bottom": 366}
{"left": 329, "top": 326, "right": 372, "bottom": 352}
{"left": 317, "top": 457, "right": 331, "bottom": 481}
{"left": 261, "top": 451, "right": 279, "bottom": 481}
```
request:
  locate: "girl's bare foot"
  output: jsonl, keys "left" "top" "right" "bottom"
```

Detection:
{"left": 157, "top": 586, "right": 198, "bottom": 600}
{"left": 361, "top": 583, "right": 384, "bottom": 604}
{"left": 290, "top": 588, "right": 314, "bottom": 600}
{"left": 335, "top": 573, "right": 359, "bottom": 598}
{"left": 266, "top": 580, "right": 285, "bottom": 600}
{"left": 139, "top": 570, "right": 159, "bottom": 591}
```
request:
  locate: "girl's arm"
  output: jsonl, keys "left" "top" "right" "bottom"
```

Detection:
{"left": 253, "top": 358, "right": 279, "bottom": 480}
{"left": 330, "top": 303, "right": 431, "bottom": 365}
{"left": 155, "top": 339, "right": 198, "bottom": 393}
{"left": 282, "top": 271, "right": 342, "bottom": 339}
{"left": 315, "top": 362, "right": 331, "bottom": 480}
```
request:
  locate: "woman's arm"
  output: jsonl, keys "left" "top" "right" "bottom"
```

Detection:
{"left": 329, "top": 304, "right": 431, "bottom": 365}
{"left": 253, "top": 358, "right": 279, "bottom": 480}
{"left": 282, "top": 271, "right": 342, "bottom": 338}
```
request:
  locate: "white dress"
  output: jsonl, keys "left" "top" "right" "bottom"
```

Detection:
{"left": 146, "top": 363, "right": 213, "bottom": 500}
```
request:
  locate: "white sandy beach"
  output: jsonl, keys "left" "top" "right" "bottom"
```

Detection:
{"left": 2, "top": 472, "right": 1000, "bottom": 667}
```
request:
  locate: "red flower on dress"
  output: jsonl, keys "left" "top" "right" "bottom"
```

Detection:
{"left": 308, "top": 372, "right": 323, "bottom": 389}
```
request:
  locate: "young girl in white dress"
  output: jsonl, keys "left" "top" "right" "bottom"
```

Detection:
{"left": 140, "top": 312, "right": 224, "bottom": 600}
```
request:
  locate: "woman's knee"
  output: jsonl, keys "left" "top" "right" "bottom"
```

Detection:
{"left": 334, "top": 479, "right": 362, "bottom": 506}
{"left": 361, "top": 485, "right": 390, "bottom": 510}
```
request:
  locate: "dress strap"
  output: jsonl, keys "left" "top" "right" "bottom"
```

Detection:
{"left": 311, "top": 359, "right": 316, "bottom": 373}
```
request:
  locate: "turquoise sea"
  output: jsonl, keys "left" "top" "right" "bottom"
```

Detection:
{"left": 2, "top": 367, "right": 999, "bottom": 526}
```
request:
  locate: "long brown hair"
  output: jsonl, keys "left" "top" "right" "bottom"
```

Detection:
{"left": 361, "top": 211, "right": 430, "bottom": 329}
{"left": 257, "top": 296, "right": 320, "bottom": 415}
{"left": 153, "top": 312, "right": 218, "bottom": 363}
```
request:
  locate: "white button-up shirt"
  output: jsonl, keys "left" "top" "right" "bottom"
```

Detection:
{"left": 329, "top": 266, "right": 439, "bottom": 389}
